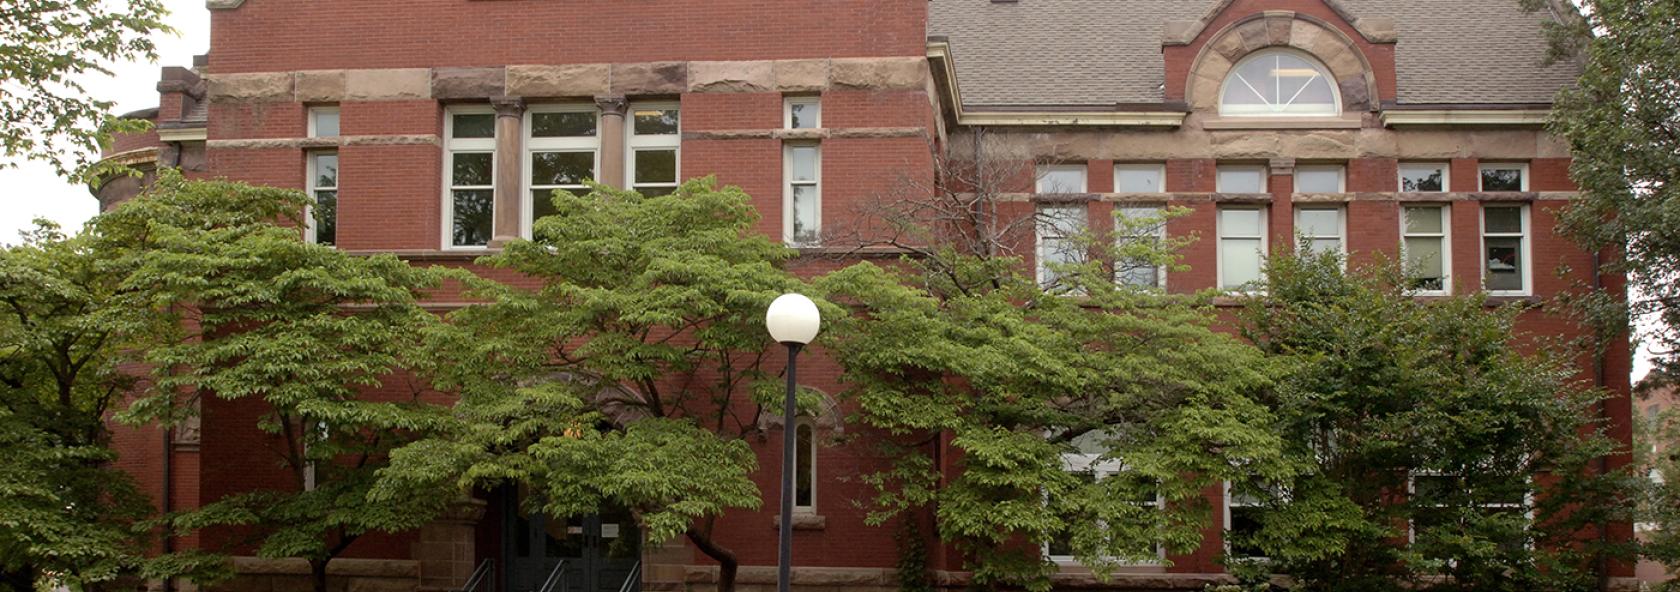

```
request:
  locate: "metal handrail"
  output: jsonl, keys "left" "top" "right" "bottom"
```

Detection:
{"left": 456, "top": 559, "right": 494, "bottom": 592}
{"left": 537, "top": 560, "right": 571, "bottom": 592}
{"left": 615, "top": 561, "right": 641, "bottom": 592}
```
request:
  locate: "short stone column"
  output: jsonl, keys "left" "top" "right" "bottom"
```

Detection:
{"left": 414, "top": 497, "right": 487, "bottom": 591}
{"left": 490, "top": 96, "right": 526, "bottom": 247}
{"left": 595, "top": 96, "right": 628, "bottom": 188}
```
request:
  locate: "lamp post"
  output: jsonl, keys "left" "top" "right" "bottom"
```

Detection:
{"left": 764, "top": 293, "right": 820, "bottom": 592}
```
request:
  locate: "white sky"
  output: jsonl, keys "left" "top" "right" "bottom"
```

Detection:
{"left": 0, "top": 0, "right": 209, "bottom": 242}
{"left": 0, "top": 0, "right": 1656, "bottom": 383}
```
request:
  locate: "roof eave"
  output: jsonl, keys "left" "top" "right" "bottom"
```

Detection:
{"left": 926, "top": 40, "right": 1187, "bottom": 129}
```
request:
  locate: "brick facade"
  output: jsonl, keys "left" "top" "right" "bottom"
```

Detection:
{"left": 99, "top": 0, "right": 1634, "bottom": 590}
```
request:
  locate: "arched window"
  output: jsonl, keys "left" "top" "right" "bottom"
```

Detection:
{"left": 1219, "top": 50, "right": 1340, "bottom": 117}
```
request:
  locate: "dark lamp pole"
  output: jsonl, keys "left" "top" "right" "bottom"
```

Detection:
{"left": 764, "top": 294, "right": 819, "bottom": 592}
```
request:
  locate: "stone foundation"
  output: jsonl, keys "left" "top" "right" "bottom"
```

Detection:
{"left": 212, "top": 557, "right": 419, "bottom": 592}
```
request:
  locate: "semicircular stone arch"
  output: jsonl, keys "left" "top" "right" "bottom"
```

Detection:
{"left": 1186, "top": 12, "right": 1378, "bottom": 114}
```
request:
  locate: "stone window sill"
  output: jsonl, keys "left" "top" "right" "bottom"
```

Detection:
{"left": 771, "top": 513, "right": 826, "bottom": 531}
{"left": 1201, "top": 116, "right": 1363, "bottom": 130}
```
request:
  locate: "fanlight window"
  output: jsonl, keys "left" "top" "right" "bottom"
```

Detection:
{"left": 1219, "top": 50, "right": 1340, "bottom": 117}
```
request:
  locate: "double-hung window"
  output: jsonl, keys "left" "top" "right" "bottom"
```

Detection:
{"left": 445, "top": 109, "right": 497, "bottom": 248}
{"left": 1479, "top": 163, "right": 1528, "bottom": 192}
{"left": 1409, "top": 473, "right": 1529, "bottom": 558}
{"left": 1481, "top": 204, "right": 1530, "bottom": 295}
{"left": 1225, "top": 482, "right": 1268, "bottom": 560}
{"left": 1038, "top": 164, "right": 1087, "bottom": 194}
{"left": 784, "top": 144, "right": 821, "bottom": 245}
{"left": 629, "top": 103, "right": 680, "bottom": 196}
{"left": 526, "top": 106, "right": 599, "bottom": 233}
{"left": 1294, "top": 164, "right": 1345, "bottom": 194}
{"left": 1400, "top": 163, "right": 1449, "bottom": 192}
{"left": 1115, "top": 205, "right": 1166, "bottom": 289}
{"left": 1218, "top": 207, "right": 1267, "bottom": 290}
{"left": 1217, "top": 165, "right": 1267, "bottom": 193}
{"left": 794, "top": 420, "right": 816, "bottom": 513}
{"left": 306, "top": 153, "right": 338, "bottom": 246}
{"left": 1114, "top": 163, "right": 1165, "bottom": 193}
{"left": 1295, "top": 206, "right": 1344, "bottom": 257}
{"left": 1037, "top": 203, "right": 1086, "bottom": 289}
{"left": 1402, "top": 206, "right": 1452, "bottom": 294}
{"left": 1048, "top": 442, "right": 1163, "bottom": 565}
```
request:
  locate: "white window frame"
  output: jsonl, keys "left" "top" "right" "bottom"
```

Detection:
{"left": 1223, "top": 481, "right": 1270, "bottom": 562}
{"left": 1217, "top": 206, "right": 1269, "bottom": 291}
{"left": 304, "top": 151, "right": 337, "bottom": 246}
{"left": 442, "top": 107, "right": 497, "bottom": 250}
{"left": 793, "top": 419, "right": 817, "bottom": 513}
{"left": 784, "top": 96, "right": 821, "bottom": 129}
{"left": 1037, "top": 203, "right": 1087, "bottom": 289}
{"left": 524, "top": 104, "right": 601, "bottom": 238}
{"left": 1294, "top": 205, "right": 1346, "bottom": 260}
{"left": 1405, "top": 472, "right": 1533, "bottom": 549}
{"left": 1037, "top": 164, "right": 1088, "bottom": 194}
{"left": 1047, "top": 453, "right": 1166, "bottom": 566}
{"left": 1216, "top": 164, "right": 1268, "bottom": 193}
{"left": 1218, "top": 48, "right": 1343, "bottom": 118}
{"left": 1478, "top": 163, "right": 1530, "bottom": 192}
{"left": 1115, "top": 205, "right": 1168, "bottom": 290}
{"left": 308, "top": 106, "right": 340, "bottom": 138}
{"left": 627, "top": 101, "right": 681, "bottom": 196}
{"left": 783, "top": 143, "right": 822, "bottom": 246}
{"left": 1399, "top": 162, "right": 1451, "bottom": 193}
{"left": 1400, "top": 204, "right": 1453, "bottom": 296}
{"left": 1114, "top": 163, "right": 1166, "bottom": 193}
{"left": 1294, "top": 164, "right": 1346, "bottom": 194}
{"left": 1479, "top": 204, "right": 1532, "bottom": 296}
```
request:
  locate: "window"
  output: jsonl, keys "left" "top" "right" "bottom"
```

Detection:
{"left": 1295, "top": 165, "right": 1345, "bottom": 193}
{"left": 1479, "top": 163, "right": 1528, "bottom": 192}
{"left": 1225, "top": 483, "right": 1268, "bottom": 560}
{"left": 309, "top": 107, "right": 340, "bottom": 138}
{"left": 785, "top": 96, "right": 821, "bottom": 129}
{"left": 1047, "top": 434, "right": 1163, "bottom": 565}
{"left": 1037, "top": 164, "right": 1087, "bottom": 194}
{"left": 1294, "top": 206, "right": 1344, "bottom": 257}
{"left": 629, "top": 103, "right": 680, "bottom": 196}
{"left": 1400, "top": 163, "right": 1449, "bottom": 192}
{"left": 1114, "top": 163, "right": 1165, "bottom": 193}
{"left": 1218, "top": 207, "right": 1267, "bottom": 290}
{"left": 784, "top": 144, "right": 821, "bottom": 245}
{"left": 306, "top": 152, "right": 338, "bottom": 246}
{"left": 445, "top": 109, "right": 496, "bottom": 248}
{"left": 1037, "top": 203, "right": 1086, "bottom": 289}
{"left": 1401, "top": 205, "right": 1451, "bottom": 294}
{"left": 794, "top": 420, "right": 816, "bottom": 512}
{"left": 1217, "top": 165, "right": 1267, "bottom": 193}
{"left": 1409, "top": 473, "right": 1529, "bottom": 556}
{"left": 1481, "top": 204, "right": 1529, "bottom": 295}
{"left": 525, "top": 105, "right": 599, "bottom": 232}
{"left": 1115, "top": 205, "right": 1166, "bottom": 289}
{"left": 1219, "top": 50, "right": 1341, "bottom": 117}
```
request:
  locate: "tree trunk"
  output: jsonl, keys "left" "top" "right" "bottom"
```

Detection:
{"left": 684, "top": 527, "right": 738, "bottom": 592}
{"left": 2, "top": 565, "right": 34, "bottom": 592}
{"left": 310, "top": 558, "right": 330, "bottom": 592}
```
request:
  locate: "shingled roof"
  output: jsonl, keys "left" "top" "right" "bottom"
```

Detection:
{"left": 927, "top": 0, "right": 1583, "bottom": 108}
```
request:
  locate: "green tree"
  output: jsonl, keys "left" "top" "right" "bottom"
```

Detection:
{"left": 1233, "top": 250, "right": 1632, "bottom": 591}
{"left": 105, "top": 170, "right": 454, "bottom": 592}
{"left": 814, "top": 136, "right": 1293, "bottom": 591}
{"left": 374, "top": 179, "right": 821, "bottom": 592}
{"left": 0, "top": 222, "right": 181, "bottom": 592}
{"left": 1, "top": 0, "right": 172, "bottom": 176}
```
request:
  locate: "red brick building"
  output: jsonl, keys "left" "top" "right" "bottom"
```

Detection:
{"left": 98, "top": 0, "right": 1634, "bottom": 590}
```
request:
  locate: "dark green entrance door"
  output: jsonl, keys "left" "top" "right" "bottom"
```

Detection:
{"left": 504, "top": 489, "right": 642, "bottom": 592}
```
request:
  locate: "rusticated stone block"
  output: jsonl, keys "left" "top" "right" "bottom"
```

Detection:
{"left": 830, "top": 57, "right": 926, "bottom": 91}
{"left": 773, "top": 59, "right": 829, "bottom": 92}
{"left": 1235, "top": 19, "right": 1271, "bottom": 51}
{"left": 345, "top": 68, "right": 431, "bottom": 101}
{"left": 1265, "top": 15, "right": 1293, "bottom": 45}
{"left": 610, "top": 62, "right": 686, "bottom": 95}
{"left": 432, "top": 67, "right": 505, "bottom": 99}
{"left": 506, "top": 64, "right": 609, "bottom": 97}
{"left": 206, "top": 72, "right": 293, "bottom": 102}
{"left": 688, "top": 61, "right": 773, "bottom": 93}
{"left": 294, "top": 70, "right": 346, "bottom": 102}
{"left": 1339, "top": 75, "right": 1371, "bottom": 111}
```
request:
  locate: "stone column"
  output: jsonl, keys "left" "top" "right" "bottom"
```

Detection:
{"left": 595, "top": 95, "right": 628, "bottom": 189}
{"left": 490, "top": 96, "right": 526, "bottom": 247}
{"left": 414, "top": 497, "right": 487, "bottom": 591}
